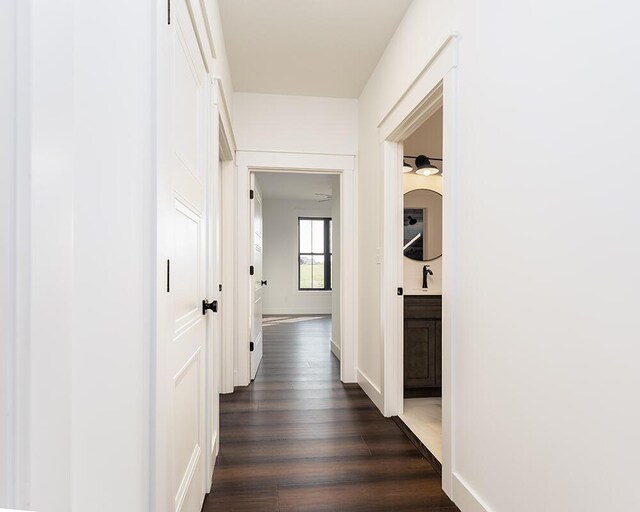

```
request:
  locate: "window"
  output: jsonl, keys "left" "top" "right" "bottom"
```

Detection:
{"left": 298, "top": 217, "right": 332, "bottom": 290}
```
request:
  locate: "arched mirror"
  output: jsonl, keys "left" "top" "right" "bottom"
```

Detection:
{"left": 403, "top": 189, "right": 442, "bottom": 261}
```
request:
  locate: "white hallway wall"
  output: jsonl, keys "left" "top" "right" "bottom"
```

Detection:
{"left": 233, "top": 92, "right": 358, "bottom": 154}
{"left": 262, "top": 198, "right": 333, "bottom": 315}
{"left": 358, "top": 0, "right": 640, "bottom": 511}
{"left": 0, "top": 1, "right": 17, "bottom": 504}
{"left": 10, "top": 1, "right": 156, "bottom": 509}
{"left": 453, "top": 1, "right": 640, "bottom": 511}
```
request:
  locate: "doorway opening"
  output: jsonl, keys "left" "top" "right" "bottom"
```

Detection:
{"left": 396, "top": 106, "right": 444, "bottom": 465}
{"left": 231, "top": 150, "right": 357, "bottom": 390}
{"left": 379, "top": 36, "right": 458, "bottom": 496}
{"left": 249, "top": 172, "right": 341, "bottom": 381}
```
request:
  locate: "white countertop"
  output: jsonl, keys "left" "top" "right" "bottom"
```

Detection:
{"left": 404, "top": 289, "right": 442, "bottom": 296}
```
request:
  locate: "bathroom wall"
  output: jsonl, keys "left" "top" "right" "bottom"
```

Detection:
{"left": 403, "top": 107, "right": 443, "bottom": 294}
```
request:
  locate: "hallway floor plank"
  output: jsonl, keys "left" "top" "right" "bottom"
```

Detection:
{"left": 202, "top": 315, "right": 459, "bottom": 512}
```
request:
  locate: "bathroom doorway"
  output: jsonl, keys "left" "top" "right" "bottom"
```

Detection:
{"left": 396, "top": 107, "right": 444, "bottom": 465}
{"left": 379, "top": 51, "right": 460, "bottom": 491}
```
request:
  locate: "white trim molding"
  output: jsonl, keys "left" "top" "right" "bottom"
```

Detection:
{"left": 378, "top": 33, "right": 459, "bottom": 134}
{"left": 233, "top": 151, "right": 358, "bottom": 386}
{"left": 381, "top": 140, "right": 404, "bottom": 418}
{"left": 214, "top": 78, "right": 236, "bottom": 158}
{"left": 356, "top": 369, "right": 383, "bottom": 412}
{"left": 216, "top": 76, "right": 237, "bottom": 397}
{"left": 263, "top": 308, "right": 332, "bottom": 316}
{"left": 452, "top": 474, "right": 492, "bottom": 512}
{"left": 330, "top": 338, "right": 341, "bottom": 360}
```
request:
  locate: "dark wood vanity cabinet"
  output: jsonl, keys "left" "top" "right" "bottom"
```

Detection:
{"left": 404, "top": 295, "right": 442, "bottom": 398}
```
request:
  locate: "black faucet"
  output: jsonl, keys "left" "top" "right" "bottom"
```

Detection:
{"left": 422, "top": 265, "right": 434, "bottom": 289}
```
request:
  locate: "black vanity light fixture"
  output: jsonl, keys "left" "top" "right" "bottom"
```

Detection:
{"left": 403, "top": 155, "right": 443, "bottom": 176}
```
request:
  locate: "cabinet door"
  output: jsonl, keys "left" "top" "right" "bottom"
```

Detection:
{"left": 404, "top": 319, "right": 438, "bottom": 388}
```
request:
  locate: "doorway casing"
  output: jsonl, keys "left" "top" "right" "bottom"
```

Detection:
{"left": 232, "top": 151, "right": 358, "bottom": 386}
{"left": 379, "top": 34, "right": 458, "bottom": 497}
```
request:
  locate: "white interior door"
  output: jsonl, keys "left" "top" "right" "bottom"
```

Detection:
{"left": 250, "top": 176, "right": 264, "bottom": 379}
{"left": 159, "top": 1, "right": 208, "bottom": 510}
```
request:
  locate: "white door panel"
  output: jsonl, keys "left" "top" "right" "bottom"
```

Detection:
{"left": 173, "top": 199, "right": 202, "bottom": 327}
{"left": 250, "top": 176, "right": 264, "bottom": 379}
{"left": 159, "top": 0, "right": 208, "bottom": 510}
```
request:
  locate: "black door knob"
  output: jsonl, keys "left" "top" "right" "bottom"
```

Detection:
{"left": 261, "top": 280, "right": 268, "bottom": 286}
{"left": 202, "top": 299, "right": 218, "bottom": 315}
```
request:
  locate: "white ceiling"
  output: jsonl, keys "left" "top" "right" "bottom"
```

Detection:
{"left": 218, "top": 0, "right": 413, "bottom": 98}
{"left": 256, "top": 172, "right": 336, "bottom": 202}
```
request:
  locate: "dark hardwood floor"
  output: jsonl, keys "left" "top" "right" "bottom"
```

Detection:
{"left": 202, "top": 315, "right": 459, "bottom": 512}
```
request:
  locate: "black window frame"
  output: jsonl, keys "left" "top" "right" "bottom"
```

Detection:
{"left": 298, "top": 217, "right": 332, "bottom": 291}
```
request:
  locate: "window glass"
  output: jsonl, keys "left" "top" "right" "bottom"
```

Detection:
{"left": 299, "top": 255, "right": 312, "bottom": 289}
{"left": 299, "top": 219, "right": 312, "bottom": 253}
{"left": 312, "top": 255, "right": 325, "bottom": 289}
{"left": 312, "top": 219, "right": 324, "bottom": 253}
{"left": 298, "top": 217, "right": 332, "bottom": 291}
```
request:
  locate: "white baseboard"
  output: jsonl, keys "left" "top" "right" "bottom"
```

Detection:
{"left": 357, "top": 368, "right": 384, "bottom": 413}
{"left": 330, "top": 338, "right": 341, "bottom": 360}
{"left": 452, "top": 473, "right": 492, "bottom": 512}
{"left": 207, "top": 430, "right": 219, "bottom": 493}
{"left": 263, "top": 307, "right": 332, "bottom": 315}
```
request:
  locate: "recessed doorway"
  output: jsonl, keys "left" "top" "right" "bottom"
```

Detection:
{"left": 232, "top": 151, "right": 358, "bottom": 389}
{"left": 249, "top": 171, "right": 341, "bottom": 380}
{"left": 397, "top": 106, "right": 445, "bottom": 465}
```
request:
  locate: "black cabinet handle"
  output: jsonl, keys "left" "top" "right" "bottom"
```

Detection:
{"left": 261, "top": 280, "right": 268, "bottom": 286}
{"left": 202, "top": 299, "right": 218, "bottom": 315}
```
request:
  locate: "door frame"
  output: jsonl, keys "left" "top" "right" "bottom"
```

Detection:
{"left": 204, "top": 76, "right": 220, "bottom": 491}
{"left": 216, "top": 83, "right": 237, "bottom": 393}
{"left": 204, "top": 75, "right": 237, "bottom": 488}
{"left": 233, "top": 151, "right": 358, "bottom": 386}
{"left": 379, "top": 34, "right": 459, "bottom": 497}
{"left": 218, "top": 109, "right": 236, "bottom": 395}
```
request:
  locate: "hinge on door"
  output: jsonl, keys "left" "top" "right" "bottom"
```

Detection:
{"left": 249, "top": 189, "right": 254, "bottom": 199}
{"left": 219, "top": 284, "right": 222, "bottom": 292}
{"left": 167, "top": 260, "right": 171, "bottom": 292}
{"left": 397, "top": 287, "right": 404, "bottom": 296}
{"left": 167, "top": 0, "right": 171, "bottom": 24}
{"left": 250, "top": 265, "right": 254, "bottom": 276}
{"left": 250, "top": 341, "right": 255, "bottom": 352}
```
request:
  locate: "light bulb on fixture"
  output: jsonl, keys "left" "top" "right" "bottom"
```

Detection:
{"left": 414, "top": 155, "right": 439, "bottom": 176}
